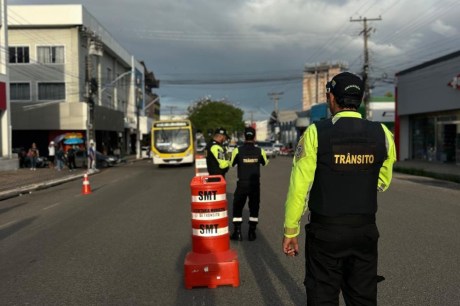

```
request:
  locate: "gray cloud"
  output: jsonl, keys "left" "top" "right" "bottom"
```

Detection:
{"left": 9, "top": 0, "right": 460, "bottom": 120}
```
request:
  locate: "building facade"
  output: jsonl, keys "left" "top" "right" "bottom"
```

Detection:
{"left": 7, "top": 4, "right": 154, "bottom": 158}
{"left": 302, "top": 62, "right": 347, "bottom": 110}
{"left": 396, "top": 50, "right": 460, "bottom": 164}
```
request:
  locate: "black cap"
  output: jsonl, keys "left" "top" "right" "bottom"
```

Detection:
{"left": 244, "top": 127, "right": 256, "bottom": 140}
{"left": 214, "top": 127, "right": 229, "bottom": 139}
{"left": 326, "top": 72, "right": 364, "bottom": 106}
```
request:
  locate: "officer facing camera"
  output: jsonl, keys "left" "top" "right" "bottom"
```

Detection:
{"left": 205, "top": 127, "right": 230, "bottom": 178}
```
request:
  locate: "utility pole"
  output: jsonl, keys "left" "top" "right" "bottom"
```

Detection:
{"left": 82, "top": 27, "right": 102, "bottom": 170}
{"left": 350, "top": 16, "right": 381, "bottom": 118}
{"left": 268, "top": 92, "right": 283, "bottom": 118}
{"left": 247, "top": 111, "right": 254, "bottom": 125}
{"left": 315, "top": 64, "right": 319, "bottom": 104}
{"left": 135, "top": 75, "right": 143, "bottom": 159}
{"left": 164, "top": 105, "right": 177, "bottom": 118}
{"left": 0, "top": 0, "right": 12, "bottom": 161}
{"left": 268, "top": 92, "right": 283, "bottom": 142}
{"left": 84, "top": 52, "right": 93, "bottom": 172}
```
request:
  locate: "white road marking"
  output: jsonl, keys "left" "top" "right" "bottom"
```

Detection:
{"left": 42, "top": 202, "right": 62, "bottom": 210}
{"left": 0, "top": 220, "right": 18, "bottom": 229}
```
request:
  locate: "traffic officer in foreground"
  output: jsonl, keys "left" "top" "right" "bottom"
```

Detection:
{"left": 229, "top": 127, "right": 269, "bottom": 241}
{"left": 282, "top": 72, "right": 396, "bottom": 306}
{"left": 205, "top": 127, "right": 230, "bottom": 177}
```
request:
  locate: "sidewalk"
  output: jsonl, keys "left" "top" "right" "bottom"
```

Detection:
{"left": 0, "top": 155, "right": 142, "bottom": 201}
{"left": 394, "top": 160, "right": 460, "bottom": 184}
{"left": 0, "top": 158, "right": 457, "bottom": 201}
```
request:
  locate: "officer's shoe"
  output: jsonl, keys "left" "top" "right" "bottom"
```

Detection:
{"left": 248, "top": 228, "right": 257, "bottom": 241}
{"left": 230, "top": 229, "right": 243, "bottom": 241}
{"left": 230, "top": 224, "right": 243, "bottom": 241}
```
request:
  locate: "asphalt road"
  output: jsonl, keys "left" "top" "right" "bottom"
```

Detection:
{"left": 0, "top": 158, "right": 459, "bottom": 305}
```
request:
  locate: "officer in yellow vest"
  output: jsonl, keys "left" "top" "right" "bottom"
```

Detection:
{"left": 282, "top": 72, "right": 396, "bottom": 306}
{"left": 205, "top": 127, "right": 230, "bottom": 177}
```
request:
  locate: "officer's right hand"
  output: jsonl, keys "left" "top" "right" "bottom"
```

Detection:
{"left": 282, "top": 236, "right": 299, "bottom": 257}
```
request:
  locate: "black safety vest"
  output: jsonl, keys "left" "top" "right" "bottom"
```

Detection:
{"left": 309, "top": 116, "right": 387, "bottom": 216}
{"left": 233, "top": 143, "right": 266, "bottom": 182}
{"left": 205, "top": 140, "right": 228, "bottom": 176}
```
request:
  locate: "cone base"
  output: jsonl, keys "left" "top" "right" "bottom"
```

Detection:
{"left": 82, "top": 187, "right": 92, "bottom": 195}
{"left": 184, "top": 249, "right": 239, "bottom": 289}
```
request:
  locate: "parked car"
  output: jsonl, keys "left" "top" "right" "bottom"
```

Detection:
{"left": 272, "top": 143, "right": 284, "bottom": 156}
{"left": 196, "top": 141, "right": 207, "bottom": 154}
{"left": 13, "top": 147, "right": 49, "bottom": 168}
{"left": 141, "top": 146, "right": 151, "bottom": 159}
{"left": 75, "top": 150, "right": 119, "bottom": 168}
{"left": 280, "top": 146, "right": 294, "bottom": 156}
{"left": 95, "top": 151, "right": 118, "bottom": 167}
{"left": 255, "top": 141, "right": 276, "bottom": 158}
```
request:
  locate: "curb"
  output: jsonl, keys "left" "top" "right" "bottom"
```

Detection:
{"left": 0, "top": 158, "right": 145, "bottom": 202}
{"left": 394, "top": 166, "right": 460, "bottom": 184}
{"left": 0, "top": 172, "right": 92, "bottom": 201}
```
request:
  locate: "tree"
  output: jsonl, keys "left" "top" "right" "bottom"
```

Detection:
{"left": 187, "top": 98, "right": 245, "bottom": 140}
{"left": 384, "top": 91, "right": 394, "bottom": 98}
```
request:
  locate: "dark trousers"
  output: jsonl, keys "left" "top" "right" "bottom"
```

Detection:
{"left": 304, "top": 222, "right": 379, "bottom": 306}
{"left": 232, "top": 180, "right": 260, "bottom": 222}
{"left": 68, "top": 156, "right": 76, "bottom": 170}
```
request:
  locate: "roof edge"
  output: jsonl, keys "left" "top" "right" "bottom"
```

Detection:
{"left": 396, "top": 49, "right": 460, "bottom": 76}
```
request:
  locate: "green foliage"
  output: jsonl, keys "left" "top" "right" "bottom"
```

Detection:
{"left": 187, "top": 98, "right": 245, "bottom": 139}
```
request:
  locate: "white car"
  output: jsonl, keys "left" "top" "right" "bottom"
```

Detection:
{"left": 272, "top": 143, "right": 284, "bottom": 156}
{"left": 196, "top": 141, "right": 207, "bottom": 153}
{"left": 256, "top": 141, "right": 276, "bottom": 158}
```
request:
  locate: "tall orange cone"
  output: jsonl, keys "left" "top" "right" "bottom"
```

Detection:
{"left": 82, "top": 173, "right": 92, "bottom": 195}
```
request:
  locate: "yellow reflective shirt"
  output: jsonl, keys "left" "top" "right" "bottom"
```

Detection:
{"left": 283, "top": 111, "right": 397, "bottom": 238}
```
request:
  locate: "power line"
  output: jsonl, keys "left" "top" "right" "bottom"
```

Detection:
{"left": 161, "top": 75, "right": 302, "bottom": 85}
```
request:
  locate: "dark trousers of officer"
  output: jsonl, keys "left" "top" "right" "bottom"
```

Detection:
{"left": 232, "top": 180, "right": 260, "bottom": 224}
{"left": 304, "top": 215, "right": 379, "bottom": 306}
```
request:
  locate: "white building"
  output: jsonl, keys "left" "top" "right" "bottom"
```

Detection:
{"left": 7, "top": 4, "right": 149, "bottom": 157}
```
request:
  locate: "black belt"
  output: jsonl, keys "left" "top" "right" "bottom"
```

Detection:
{"left": 310, "top": 212, "right": 375, "bottom": 226}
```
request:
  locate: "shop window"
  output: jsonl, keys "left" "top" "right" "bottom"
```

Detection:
{"left": 437, "top": 123, "right": 457, "bottom": 163}
{"left": 411, "top": 117, "right": 435, "bottom": 161}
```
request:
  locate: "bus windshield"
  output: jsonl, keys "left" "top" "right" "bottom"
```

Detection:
{"left": 154, "top": 128, "right": 190, "bottom": 153}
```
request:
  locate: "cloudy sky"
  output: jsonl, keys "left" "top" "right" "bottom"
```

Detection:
{"left": 9, "top": 0, "right": 460, "bottom": 120}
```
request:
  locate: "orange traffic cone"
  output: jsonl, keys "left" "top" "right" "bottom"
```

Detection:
{"left": 82, "top": 173, "right": 92, "bottom": 195}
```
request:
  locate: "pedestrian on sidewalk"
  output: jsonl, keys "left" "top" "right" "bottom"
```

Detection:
{"left": 229, "top": 127, "right": 269, "bottom": 241}
{"left": 28, "top": 142, "right": 39, "bottom": 171}
{"left": 88, "top": 141, "right": 96, "bottom": 171}
{"left": 48, "top": 141, "right": 55, "bottom": 169}
{"left": 282, "top": 72, "right": 397, "bottom": 306}
{"left": 66, "top": 145, "right": 77, "bottom": 171}
{"left": 55, "top": 145, "right": 65, "bottom": 171}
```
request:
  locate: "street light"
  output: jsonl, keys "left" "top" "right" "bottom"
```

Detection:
{"left": 101, "top": 70, "right": 132, "bottom": 94}
{"left": 136, "top": 94, "right": 161, "bottom": 159}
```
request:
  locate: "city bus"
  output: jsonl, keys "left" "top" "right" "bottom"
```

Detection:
{"left": 150, "top": 119, "right": 195, "bottom": 165}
